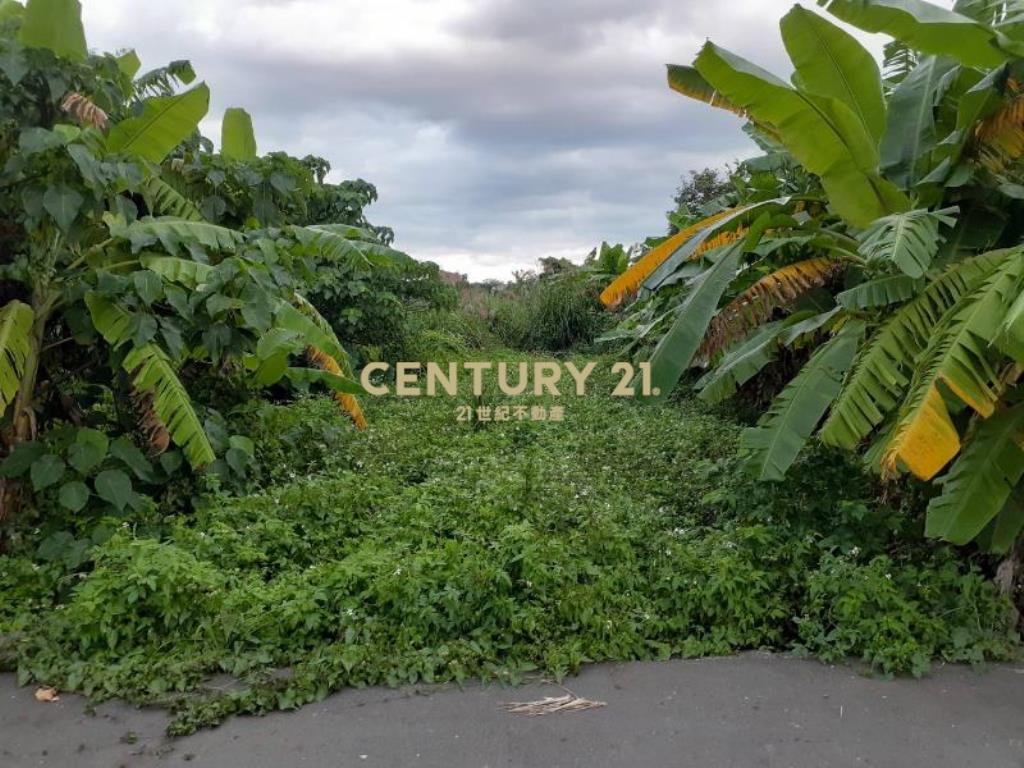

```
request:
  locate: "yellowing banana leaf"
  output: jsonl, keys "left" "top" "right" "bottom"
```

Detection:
{"left": 882, "top": 251, "right": 1023, "bottom": 479}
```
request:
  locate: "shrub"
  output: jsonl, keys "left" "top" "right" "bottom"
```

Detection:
{"left": 490, "top": 276, "right": 607, "bottom": 351}
{"left": 63, "top": 536, "right": 225, "bottom": 653}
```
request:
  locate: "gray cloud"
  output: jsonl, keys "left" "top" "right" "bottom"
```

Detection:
{"left": 81, "top": 0, "right": 903, "bottom": 279}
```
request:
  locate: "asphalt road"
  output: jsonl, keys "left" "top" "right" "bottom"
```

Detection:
{"left": 2, "top": 652, "right": 1023, "bottom": 768}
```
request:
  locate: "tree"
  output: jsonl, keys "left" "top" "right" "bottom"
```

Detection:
{"left": 0, "top": 0, "right": 404, "bottom": 521}
{"left": 668, "top": 168, "right": 731, "bottom": 233}
{"left": 602, "top": 0, "right": 1024, "bottom": 555}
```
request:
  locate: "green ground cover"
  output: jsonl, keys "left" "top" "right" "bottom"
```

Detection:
{"left": 0, "top": 355, "right": 1018, "bottom": 734}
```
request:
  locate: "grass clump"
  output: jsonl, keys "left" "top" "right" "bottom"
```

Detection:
{"left": 0, "top": 355, "right": 1018, "bottom": 733}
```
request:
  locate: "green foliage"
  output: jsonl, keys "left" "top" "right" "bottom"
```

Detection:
{"left": 694, "top": 39, "right": 907, "bottom": 226}
{"left": 220, "top": 107, "right": 257, "bottom": 161}
{"left": 104, "top": 84, "right": 211, "bottom": 162}
{"left": 644, "top": 243, "right": 743, "bottom": 402}
{"left": 741, "top": 320, "right": 863, "bottom": 480}
{"left": 608, "top": 0, "right": 1024, "bottom": 551}
{"left": 305, "top": 255, "right": 458, "bottom": 363}
{"left": 857, "top": 207, "right": 958, "bottom": 278}
{"left": 63, "top": 536, "right": 225, "bottom": 652}
{"left": 19, "top": 0, "right": 86, "bottom": 61}
{"left": 489, "top": 275, "right": 607, "bottom": 352}
{"left": 0, "top": 357, "right": 1016, "bottom": 733}
{"left": 0, "top": 0, "right": 401, "bottom": 520}
{"left": 797, "top": 551, "right": 1015, "bottom": 675}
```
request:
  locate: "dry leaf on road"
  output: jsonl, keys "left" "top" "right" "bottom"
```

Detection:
{"left": 502, "top": 693, "right": 605, "bottom": 716}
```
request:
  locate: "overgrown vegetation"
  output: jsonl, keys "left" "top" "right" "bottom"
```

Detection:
{"left": 0, "top": 358, "right": 1016, "bottom": 734}
{"left": 0, "top": 0, "right": 1020, "bottom": 739}
{"left": 0, "top": 0, "right": 459, "bottom": 526}
{"left": 601, "top": 0, "right": 1024, "bottom": 562}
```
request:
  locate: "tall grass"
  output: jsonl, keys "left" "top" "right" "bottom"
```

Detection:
{"left": 490, "top": 276, "right": 607, "bottom": 352}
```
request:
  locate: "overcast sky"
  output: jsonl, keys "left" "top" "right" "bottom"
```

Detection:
{"left": 80, "top": 0, "right": 918, "bottom": 280}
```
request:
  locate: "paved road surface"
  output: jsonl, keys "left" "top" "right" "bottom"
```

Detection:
{"left": 2, "top": 652, "right": 1023, "bottom": 767}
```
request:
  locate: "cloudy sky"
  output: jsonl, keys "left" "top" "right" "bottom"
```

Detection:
{"left": 80, "top": 0, "right": 907, "bottom": 280}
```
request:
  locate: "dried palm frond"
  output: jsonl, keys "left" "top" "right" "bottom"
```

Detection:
{"left": 61, "top": 92, "right": 108, "bottom": 130}
{"left": 131, "top": 385, "right": 171, "bottom": 455}
{"left": 694, "top": 227, "right": 747, "bottom": 259}
{"left": 599, "top": 207, "right": 739, "bottom": 309}
{"left": 699, "top": 256, "right": 840, "bottom": 362}
{"left": 502, "top": 693, "right": 606, "bottom": 716}
{"left": 974, "top": 79, "right": 1024, "bottom": 172}
{"left": 667, "top": 64, "right": 746, "bottom": 118}
{"left": 306, "top": 346, "right": 367, "bottom": 430}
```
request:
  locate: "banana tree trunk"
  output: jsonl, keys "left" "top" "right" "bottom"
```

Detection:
{"left": 995, "top": 539, "right": 1022, "bottom": 629}
{"left": 0, "top": 299, "right": 50, "bottom": 523}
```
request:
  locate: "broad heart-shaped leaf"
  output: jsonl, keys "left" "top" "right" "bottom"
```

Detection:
{"left": 110, "top": 436, "right": 156, "bottom": 481}
{"left": 742, "top": 319, "right": 864, "bottom": 481}
{"left": 925, "top": 403, "right": 1024, "bottom": 545}
{"left": 19, "top": 0, "right": 87, "bottom": 61}
{"left": 122, "top": 344, "right": 216, "bottom": 468}
{"left": 818, "top": 0, "right": 1019, "bottom": 67}
{"left": 58, "top": 480, "right": 90, "bottom": 512}
{"left": 857, "top": 207, "right": 958, "bottom": 278}
{"left": 882, "top": 251, "right": 1023, "bottom": 480}
{"left": 67, "top": 427, "right": 109, "bottom": 474}
{"left": 0, "top": 441, "right": 44, "bottom": 477}
{"left": 880, "top": 56, "right": 958, "bottom": 188}
{"left": 694, "top": 42, "right": 907, "bottom": 227}
{"left": 105, "top": 84, "right": 210, "bottom": 163}
{"left": 820, "top": 249, "right": 1008, "bottom": 450}
{"left": 0, "top": 300, "right": 35, "bottom": 416}
{"left": 643, "top": 242, "right": 744, "bottom": 403}
{"left": 780, "top": 5, "right": 886, "bottom": 144}
{"left": 43, "top": 184, "right": 83, "bottom": 232}
{"left": 31, "top": 454, "right": 65, "bottom": 491}
{"left": 94, "top": 468, "right": 132, "bottom": 511}
{"left": 221, "top": 107, "right": 257, "bottom": 161}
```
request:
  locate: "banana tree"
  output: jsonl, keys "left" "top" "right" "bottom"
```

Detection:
{"left": 0, "top": 0, "right": 384, "bottom": 520}
{"left": 605, "top": 0, "right": 1024, "bottom": 554}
